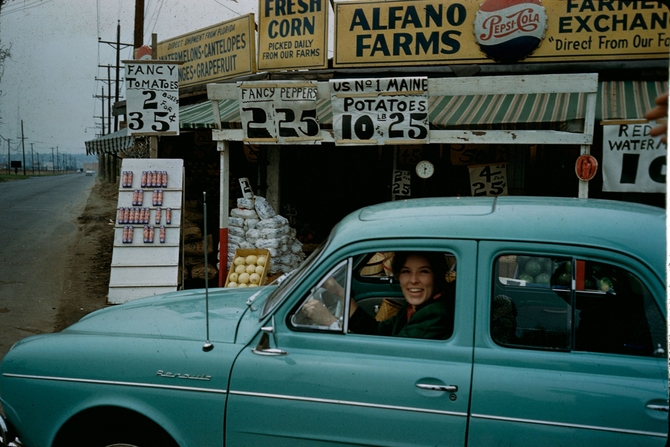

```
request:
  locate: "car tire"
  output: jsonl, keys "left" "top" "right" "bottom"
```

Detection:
{"left": 53, "top": 408, "right": 178, "bottom": 447}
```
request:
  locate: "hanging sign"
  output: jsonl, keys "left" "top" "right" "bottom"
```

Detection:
{"left": 602, "top": 122, "right": 666, "bottom": 193}
{"left": 124, "top": 61, "right": 180, "bottom": 136}
{"left": 156, "top": 14, "right": 256, "bottom": 88}
{"left": 238, "top": 80, "right": 321, "bottom": 144}
{"left": 330, "top": 77, "right": 429, "bottom": 146}
{"left": 258, "top": 0, "right": 328, "bottom": 71}
{"left": 469, "top": 163, "right": 508, "bottom": 196}
{"left": 392, "top": 170, "right": 411, "bottom": 196}
{"left": 575, "top": 154, "right": 598, "bottom": 181}
{"left": 333, "top": 0, "right": 669, "bottom": 68}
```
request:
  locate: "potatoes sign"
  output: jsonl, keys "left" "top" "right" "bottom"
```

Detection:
{"left": 330, "top": 77, "right": 429, "bottom": 146}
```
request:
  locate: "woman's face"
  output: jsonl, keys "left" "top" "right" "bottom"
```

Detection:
{"left": 398, "top": 255, "right": 435, "bottom": 310}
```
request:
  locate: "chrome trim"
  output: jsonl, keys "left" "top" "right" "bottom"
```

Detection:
{"left": 471, "top": 413, "right": 667, "bottom": 438}
{"left": 3, "top": 373, "right": 227, "bottom": 395}
{"left": 251, "top": 348, "right": 288, "bottom": 356}
{"left": 647, "top": 404, "right": 669, "bottom": 412}
{"left": 230, "top": 390, "right": 467, "bottom": 417}
{"left": 416, "top": 384, "right": 458, "bottom": 392}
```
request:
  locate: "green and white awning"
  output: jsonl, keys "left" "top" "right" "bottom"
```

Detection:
{"left": 597, "top": 80, "right": 668, "bottom": 122}
{"left": 85, "top": 128, "right": 134, "bottom": 155}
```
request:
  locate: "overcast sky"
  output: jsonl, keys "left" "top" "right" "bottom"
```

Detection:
{"left": 0, "top": 0, "right": 255, "bottom": 156}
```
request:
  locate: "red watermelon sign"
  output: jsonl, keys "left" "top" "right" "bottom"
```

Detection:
{"left": 474, "top": 0, "right": 547, "bottom": 62}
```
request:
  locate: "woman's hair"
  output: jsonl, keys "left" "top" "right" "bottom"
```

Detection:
{"left": 391, "top": 251, "right": 449, "bottom": 292}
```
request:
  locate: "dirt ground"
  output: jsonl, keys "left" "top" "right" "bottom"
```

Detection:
{"left": 55, "top": 179, "right": 119, "bottom": 331}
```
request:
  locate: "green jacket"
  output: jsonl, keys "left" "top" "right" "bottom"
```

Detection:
{"left": 349, "top": 295, "right": 454, "bottom": 340}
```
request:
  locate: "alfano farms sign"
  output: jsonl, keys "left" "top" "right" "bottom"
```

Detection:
{"left": 333, "top": 0, "right": 669, "bottom": 67}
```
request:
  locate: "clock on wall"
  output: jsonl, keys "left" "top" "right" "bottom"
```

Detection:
{"left": 416, "top": 160, "right": 434, "bottom": 179}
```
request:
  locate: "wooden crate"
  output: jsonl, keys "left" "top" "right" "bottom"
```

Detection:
{"left": 225, "top": 248, "right": 270, "bottom": 288}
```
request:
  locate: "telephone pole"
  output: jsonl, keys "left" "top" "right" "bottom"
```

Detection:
{"left": 99, "top": 21, "right": 132, "bottom": 133}
{"left": 20, "top": 120, "right": 26, "bottom": 175}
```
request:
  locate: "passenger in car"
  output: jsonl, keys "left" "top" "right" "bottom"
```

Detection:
{"left": 348, "top": 252, "right": 455, "bottom": 339}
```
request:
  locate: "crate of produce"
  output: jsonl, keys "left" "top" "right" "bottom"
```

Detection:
{"left": 225, "top": 248, "right": 270, "bottom": 288}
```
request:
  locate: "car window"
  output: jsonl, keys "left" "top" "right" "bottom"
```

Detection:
{"left": 493, "top": 254, "right": 666, "bottom": 357}
{"left": 291, "top": 259, "right": 350, "bottom": 331}
{"left": 290, "top": 250, "right": 457, "bottom": 340}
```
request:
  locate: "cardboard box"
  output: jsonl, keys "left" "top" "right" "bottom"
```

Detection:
{"left": 498, "top": 256, "right": 518, "bottom": 279}
{"left": 225, "top": 248, "right": 270, "bottom": 288}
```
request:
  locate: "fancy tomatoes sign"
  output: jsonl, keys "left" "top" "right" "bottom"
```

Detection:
{"left": 125, "top": 62, "right": 180, "bottom": 136}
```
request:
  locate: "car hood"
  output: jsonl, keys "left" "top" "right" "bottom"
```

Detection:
{"left": 61, "top": 287, "right": 269, "bottom": 343}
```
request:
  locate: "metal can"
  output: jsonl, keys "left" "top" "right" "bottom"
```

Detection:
{"left": 127, "top": 171, "right": 133, "bottom": 188}
{"left": 137, "top": 190, "right": 144, "bottom": 207}
{"left": 157, "top": 189, "right": 163, "bottom": 206}
{"left": 161, "top": 171, "right": 168, "bottom": 188}
{"left": 155, "top": 207, "right": 161, "bottom": 225}
{"left": 159, "top": 225, "right": 166, "bottom": 243}
{"left": 143, "top": 225, "right": 149, "bottom": 243}
{"left": 166, "top": 208, "right": 172, "bottom": 225}
{"left": 141, "top": 171, "right": 147, "bottom": 188}
{"left": 123, "top": 207, "right": 130, "bottom": 224}
{"left": 149, "top": 226, "right": 155, "bottom": 243}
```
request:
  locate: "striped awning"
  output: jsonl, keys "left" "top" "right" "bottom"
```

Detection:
{"left": 429, "top": 92, "right": 586, "bottom": 130}
{"left": 597, "top": 80, "right": 668, "bottom": 122}
{"left": 85, "top": 80, "right": 664, "bottom": 150}
{"left": 85, "top": 128, "right": 134, "bottom": 155}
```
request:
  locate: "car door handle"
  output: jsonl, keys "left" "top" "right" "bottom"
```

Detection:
{"left": 416, "top": 383, "right": 458, "bottom": 393}
{"left": 251, "top": 347, "right": 288, "bottom": 356}
{"left": 646, "top": 404, "right": 669, "bottom": 412}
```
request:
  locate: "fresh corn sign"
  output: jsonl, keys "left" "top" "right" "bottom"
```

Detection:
{"left": 258, "top": 0, "right": 329, "bottom": 70}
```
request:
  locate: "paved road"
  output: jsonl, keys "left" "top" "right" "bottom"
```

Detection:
{"left": 0, "top": 173, "right": 94, "bottom": 360}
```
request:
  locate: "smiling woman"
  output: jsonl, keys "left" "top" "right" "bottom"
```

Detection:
{"left": 348, "top": 251, "right": 455, "bottom": 339}
{"left": 292, "top": 250, "right": 457, "bottom": 339}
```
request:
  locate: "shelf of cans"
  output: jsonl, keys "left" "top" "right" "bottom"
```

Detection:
{"left": 118, "top": 170, "right": 176, "bottom": 245}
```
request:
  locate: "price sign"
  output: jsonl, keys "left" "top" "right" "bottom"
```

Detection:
{"left": 602, "top": 123, "right": 666, "bottom": 192}
{"left": 469, "top": 164, "right": 508, "bottom": 196}
{"left": 239, "top": 81, "right": 321, "bottom": 145}
{"left": 330, "top": 77, "right": 429, "bottom": 146}
{"left": 125, "top": 62, "right": 180, "bottom": 135}
{"left": 392, "top": 170, "right": 411, "bottom": 196}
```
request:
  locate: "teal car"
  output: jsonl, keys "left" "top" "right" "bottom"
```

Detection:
{"left": 1, "top": 196, "right": 667, "bottom": 446}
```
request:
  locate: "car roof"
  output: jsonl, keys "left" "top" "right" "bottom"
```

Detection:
{"left": 329, "top": 196, "right": 665, "bottom": 278}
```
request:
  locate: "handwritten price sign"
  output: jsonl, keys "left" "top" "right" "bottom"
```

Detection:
{"left": 125, "top": 62, "right": 180, "bottom": 136}
{"left": 330, "top": 77, "right": 429, "bottom": 146}
{"left": 469, "top": 164, "right": 508, "bottom": 196}
{"left": 239, "top": 81, "right": 321, "bottom": 145}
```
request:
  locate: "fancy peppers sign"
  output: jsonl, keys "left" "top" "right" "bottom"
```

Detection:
{"left": 333, "top": 0, "right": 669, "bottom": 68}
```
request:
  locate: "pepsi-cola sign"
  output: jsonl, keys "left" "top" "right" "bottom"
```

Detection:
{"left": 474, "top": 0, "right": 547, "bottom": 62}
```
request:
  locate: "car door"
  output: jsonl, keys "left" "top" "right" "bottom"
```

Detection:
{"left": 469, "top": 241, "right": 668, "bottom": 446}
{"left": 225, "top": 240, "right": 477, "bottom": 447}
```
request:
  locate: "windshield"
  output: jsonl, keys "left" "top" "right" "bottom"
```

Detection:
{"left": 260, "top": 243, "right": 325, "bottom": 319}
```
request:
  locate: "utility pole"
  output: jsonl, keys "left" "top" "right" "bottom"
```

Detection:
{"left": 51, "top": 147, "right": 54, "bottom": 172}
{"left": 30, "top": 142, "right": 34, "bottom": 174}
{"left": 56, "top": 146, "right": 59, "bottom": 173}
{"left": 99, "top": 21, "right": 132, "bottom": 133}
{"left": 20, "top": 120, "right": 26, "bottom": 176}
{"left": 6, "top": 139, "right": 10, "bottom": 175}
